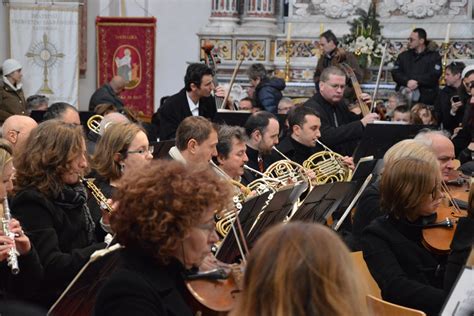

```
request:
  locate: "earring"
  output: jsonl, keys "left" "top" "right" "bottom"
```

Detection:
{"left": 120, "top": 164, "right": 125, "bottom": 173}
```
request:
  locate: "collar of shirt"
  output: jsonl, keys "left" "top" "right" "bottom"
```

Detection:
{"left": 186, "top": 91, "right": 199, "bottom": 116}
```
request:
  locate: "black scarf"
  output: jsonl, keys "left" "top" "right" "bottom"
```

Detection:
{"left": 54, "top": 183, "right": 96, "bottom": 244}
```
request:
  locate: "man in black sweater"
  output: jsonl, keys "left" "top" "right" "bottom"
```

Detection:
{"left": 303, "top": 66, "right": 378, "bottom": 156}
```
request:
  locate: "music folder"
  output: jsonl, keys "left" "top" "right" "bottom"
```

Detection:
{"left": 48, "top": 244, "right": 122, "bottom": 316}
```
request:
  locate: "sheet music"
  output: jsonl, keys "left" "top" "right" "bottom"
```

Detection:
{"left": 441, "top": 267, "right": 474, "bottom": 316}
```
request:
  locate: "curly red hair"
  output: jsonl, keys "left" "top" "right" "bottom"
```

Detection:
{"left": 111, "top": 160, "right": 232, "bottom": 264}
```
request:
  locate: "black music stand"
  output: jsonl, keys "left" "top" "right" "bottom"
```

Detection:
{"left": 352, "top": 123, "right": 429, "bottom": 163}
{"left": 245, "top": 186, "right": 295, "bottom": 248}
{"left": 216, "top": 191, "right": 272, "bottom": 264}
{"left": 48, "top": 244, "right": 122, "bottom": 316}
{"left": 151, "top": 139, "right": 175, "bottom": 159}
{"left": 291, "top": 182, "right": 355, "bottom": 224}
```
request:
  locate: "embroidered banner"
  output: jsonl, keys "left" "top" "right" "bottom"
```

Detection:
{"left": 96, "top": 17, "right": 156, "bottom": 118}
{"left": 9, "top": 4, "right": 80, "bottom": 106}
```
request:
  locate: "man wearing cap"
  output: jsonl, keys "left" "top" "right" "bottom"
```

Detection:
{"left": 0, "top": 59, "right": 27, "bottom": 123}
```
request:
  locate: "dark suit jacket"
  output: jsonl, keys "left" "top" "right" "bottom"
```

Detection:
{"left": 158, "top": 88, "right": 217, "bottom": 140}
{"left": 94, "top": 249, "right": 193, "bottom": 316}
{"left": 89, "top": 84, "right": 124, "bottom": 112}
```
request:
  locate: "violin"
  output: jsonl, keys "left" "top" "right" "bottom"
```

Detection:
{"left": 421, "top": 178, "right": 469, "bottom": 254}
{"left": 184, "top": 263, "right": 243, "bottom": 315}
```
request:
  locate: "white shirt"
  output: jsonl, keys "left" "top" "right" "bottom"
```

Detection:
{"left": 186, "top": 92, "right": 199, "bottom": 116}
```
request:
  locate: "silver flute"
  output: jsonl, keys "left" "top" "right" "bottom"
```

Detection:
{"left": 2, "top": 198, "right": 19, "bottom": 274}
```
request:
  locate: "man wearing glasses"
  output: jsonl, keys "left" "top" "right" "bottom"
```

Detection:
{"left": 303, "top": 66, "right": 378, "bottom": 156}
{"left": 392, "top": 28, "right": 442, "bottom": 106}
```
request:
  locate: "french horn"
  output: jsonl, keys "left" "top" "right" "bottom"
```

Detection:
{"left": 87, "top": 114, "right": 103, "bottom": 135}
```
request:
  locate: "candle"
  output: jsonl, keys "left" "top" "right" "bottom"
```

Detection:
{"left": 411, "top": 24, "right": 416, "bottom": 31}
{"left": 320, "top": 23, "right": 324, "bottom": 36}
{"left": 444, "top": 23, "right": 451, "bottom": 43}
{"left": 287, "top": 22, "right": 292, "bottom": 43}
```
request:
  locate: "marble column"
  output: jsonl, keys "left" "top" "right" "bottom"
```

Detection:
{"left": 209, "top": 0, "right": 239, "bottom": 23}
{"left": 242, "top": 0, "right": 276, "bottom": 27}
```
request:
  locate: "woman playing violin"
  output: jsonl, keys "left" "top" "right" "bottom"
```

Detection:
{"left": 361, "top": 154, "right": 474, "bottom": 316}
{"left": 94, "top": 160, "right": 232, "bottom": 315}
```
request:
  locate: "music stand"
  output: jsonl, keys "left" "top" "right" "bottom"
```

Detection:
{"left": 246, "top": 186, "right": 295, "bottom": 248}
{"left": 48, "top": 244, "right": 122, "bottom": 316}
{"left": 216, "top": 191, "right": 272, "bottom": 264}
{"left": 291, "top": 182, "right": 355, "bottom": 224}
{"left": 352, "top": 123, "right": 429, "bottom": 163}
{"left": 151, "top": 139, "right": 175, "bottom": 159}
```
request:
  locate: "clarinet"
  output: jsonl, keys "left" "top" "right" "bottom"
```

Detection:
{"left": 2, "top": 198, "right": 20, "bottom": 275}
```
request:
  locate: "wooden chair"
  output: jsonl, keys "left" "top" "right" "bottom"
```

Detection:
{"left": 366, "top": 295, "right": 426, "bottom": 316}
{"left": 350, "top": 251, "right": 381, "bottom": 298}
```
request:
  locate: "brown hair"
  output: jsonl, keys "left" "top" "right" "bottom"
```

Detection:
{"left": 14, "top": 120, "right": 86, "bottom": 197}
{"left": 381, "top": 155, "right": 440, "bottom": 218}
{"left": 110, "top": 160, "right": 232, "bottom": 264}
{"left": 320, "top": 66, "right": 346, "bottom": 82}
{"left": 92, "top": 122, "right": 144, "bottom": 181}
{"left": 410, "top": 103, "right": 437, "bottom": 125}
{"left": 176, "top": 116, "right": 217, "bottom": 151}
{"left": 231, "top": 222, "right": 368, "bottom": 316}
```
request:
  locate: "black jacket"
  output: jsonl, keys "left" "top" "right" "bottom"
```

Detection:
{"left": 158, "top": 88, "right": 217, "bottom": 140}
{"left": 94, "top": 249, "right": 193, "bottom": 316}
{"left": 303, "top": 93, "right": 364, "bottom": 156}
{"left": 361, "top": 214, "right": 474, "bottom": 316}
{"left": 434, "top": 85, "right": 464, "bottom": 133}
{"left": 254, "top": 77, "right": 286, "bottom": 114}
{"left": 11, "top": 188, "right": 106, "bottom": 307}
{"left": 89, "top": 84, "right": 125, "bottom": 112}
{"left": 242, "top": 146, "right": 278, "bottom": 185}
{"left": 391, "top": 47, "right": 442, "bottom": 105}
{"left": 275, "top": 135, "right": 317, "bottom": 165}
{"left": 352, "top": 179, "right": 381, "bottom": 250}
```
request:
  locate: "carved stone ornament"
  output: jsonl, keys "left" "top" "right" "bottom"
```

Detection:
{"left": 378, "top": 0, "right": 468, "bottom": 18}
{"left": 292, "top": 0, "right": 370, "bottom": 18}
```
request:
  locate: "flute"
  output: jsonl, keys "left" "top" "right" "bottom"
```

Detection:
{"left": 2, "top": 198, "right": 19, "bottom": 275}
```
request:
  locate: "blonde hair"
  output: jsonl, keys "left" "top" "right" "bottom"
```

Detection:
{"left": 0, "top": 139, "right": 13, "bottom": 177}
{"left": 231, "top": 222, "right": 368, "bottom": 316}
{"left": 383, "top": 139, "right": 433, "bottom": 166}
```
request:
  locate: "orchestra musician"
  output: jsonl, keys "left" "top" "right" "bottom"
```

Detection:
{"left": 94, "top": 160, "right": 232, "bottom": 315}
{"left": 168, "top": 116, "right": 218, "bottom": 167}
{"left": 89, "top": 122, "right": 153, "bottom": 232}
{"left": 303, "top": 66, "right": 378, "bottom": 156}
{"left": 158, "top": 63, "right": 225, "bottom": 141}
{"left": 11, "top": 120, "right": 107, "bottom": 308}
{"left": 361, "top": 154, "right": 474, "bottom": 315}
{"left": 0, "top": 140, "right": 43, "bottom": 302}
{"left": 231, "top": 222, "right": 368, "bottom": 316}
{"left": 214, "top": 125, "right": 249, "bottom": 181}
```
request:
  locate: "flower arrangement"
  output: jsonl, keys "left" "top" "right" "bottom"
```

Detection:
{"left": 341, "top": 2, "right": 395, "bottom": 68}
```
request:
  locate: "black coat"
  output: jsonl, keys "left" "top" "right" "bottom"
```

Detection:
{"left": 94, "top": 249, "right": 193, "bottom": 316}
{"left": 391, "top": 47, "right": 442, "bottom": 105}
{"left": 352, "top": 179, "right": 381, "bottom": 250}
{"left": 275, "top": 135, "right": 317, "bottom": 165}
{"left": 89, "top": 84, "right": 125, "bottom": 112}
{"left": 158, "top": 88, "right": 217, "bottom": 140}
{"left": 11, "top": 188, "right": 106, "bottom": 307}
{"left": 434, "top": 85, "right": 464, "bottom": 133}
{"left": 361, "top": 214, "right": 474, "bottom": 316}
{"left": 254, "top": 77, "right": 286, "bottom": 114}
{"left": 242, "top": 146, "right": 278, "bottom": 185}
{"left": 303, "top": 93, "right": 364, "bottom": 156}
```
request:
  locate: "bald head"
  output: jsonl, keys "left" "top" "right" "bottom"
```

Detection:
{"left": 2, "top": 115, "right": 38, "bottom": 154}
{"left": 414, "top": 131, "right": 455, "bottom": 181}
{"left": 109, "top": 76, "right": 126, "bottom": 94}
{"left": 99, "top": 112, "right": 130, "bottom": 136}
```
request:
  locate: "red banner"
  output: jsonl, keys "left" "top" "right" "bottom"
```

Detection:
{"left": 96, "top": 17, "right": 156, "bottom": 118}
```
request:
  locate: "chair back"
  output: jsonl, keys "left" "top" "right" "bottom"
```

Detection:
{"left": 350, "top": 251, "right": 381, "bottom": 298}
{"left": 366, "top": 294, "right": 426, "bottom": 316}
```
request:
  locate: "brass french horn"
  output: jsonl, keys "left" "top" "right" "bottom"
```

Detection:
{"left": 87, "top": 114, "right": 103, "bottom": 135}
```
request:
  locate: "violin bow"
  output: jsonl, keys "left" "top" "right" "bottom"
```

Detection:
{"left": 222, "top": 55, "right": 245, "bottom": 111}
{"left": 371, "top": 43, "right": 388, "bottom": 112}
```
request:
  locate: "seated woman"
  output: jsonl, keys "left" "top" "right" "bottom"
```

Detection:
{"left": 94, "top": 160, "right": 232, "bottom": 315}
{"left": 361, "top": 154, "right": 474, "bottom": 315}
{"left": 88, "top": 122, "right": 153, "bottom": 229}
{"left": 411, "top": 103, "right": 437, "bottom": 125}
{"left": 11, "top": 120, "right": 107, "bottom": 308}
{"left": 0, "top": 140, "right": 43, "bottom": 302}
{"left": 231, "top": 222, "right": 367, "bottom": 316}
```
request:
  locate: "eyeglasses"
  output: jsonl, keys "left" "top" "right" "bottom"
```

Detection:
{"left": 324, "top": 82, "right": 346, "bottom": 90}
{"left": 127, "top": 145, "right": 154, "bottom": 155}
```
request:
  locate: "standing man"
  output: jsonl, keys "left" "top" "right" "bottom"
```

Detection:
{"left": 159, "top": 63, "right": 224, "bottom": 140}
{"left": 304, "top": 66, "right": 378, "bottom": 156}
{"left": 0, "top": 59, "right": 27, "bottom": 123}
{"left": 247, "top": 63, "right": 285, "bottom": 114}
{"left": 89, "top": 76, "right": 126, "bottom": 112}
{"left": 392, "top": 28, "right": 442, "bottom": 106}
{"left": 434, "top": 62, "right": 466, "bottom": 133}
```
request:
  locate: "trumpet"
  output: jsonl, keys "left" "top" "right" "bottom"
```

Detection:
{"left": 2, "top": 198, "right": 19, "bottom": 275}
{"left": 80, "top": 177, "right": 114, "bottom": 213}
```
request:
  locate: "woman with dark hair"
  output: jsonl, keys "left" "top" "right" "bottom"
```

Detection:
{"left": 231, "top": 222, "right": 368, "bottom": 316}
{"left": 11, "top": 120, "right": 106, "bottom": 308}
{"left": 94, "top": 160, "right": 232, "bottom": 315}
{"left": 361, "top": 154, "right": 474, "bottom": 315}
